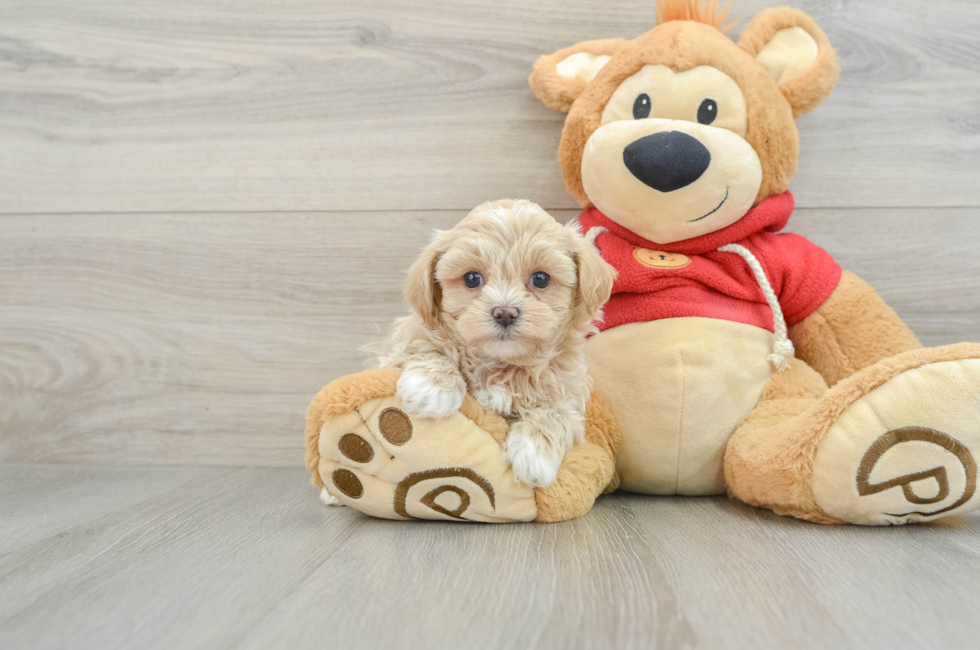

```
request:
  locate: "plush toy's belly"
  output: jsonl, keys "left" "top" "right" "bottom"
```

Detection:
{"left": 587, "top": 317, "right": 774, "bottom": 495}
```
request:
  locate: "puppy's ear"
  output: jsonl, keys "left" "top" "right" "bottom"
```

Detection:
{"left": 738, "top": 7, "right": 840, "bottom": 117}
{"left": 406, "top": 233, "right": 446, "bottom": 329}
{"left": 574, "top": 235, "right": 616, "bottom": 319}
{"left": 529, "top": 38, "right": 626, "bottom": 112}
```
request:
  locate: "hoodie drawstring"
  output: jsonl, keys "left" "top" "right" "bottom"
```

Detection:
{"left": 717, "top": 243, "right": 795, "bottom": 372}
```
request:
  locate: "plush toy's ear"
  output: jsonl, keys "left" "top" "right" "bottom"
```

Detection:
{"left": 405, "top": 234, "right": 446, "bottom": 329}
{"left": 529, "top": 38, "right": 627, "bottom": 112}
{"left": 738, "top": 7, "right": 840, "bottom": 117}
{"left": 574, "top": 234, "right": 617, "bottom": 319}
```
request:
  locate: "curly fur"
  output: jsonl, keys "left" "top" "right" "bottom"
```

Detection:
{"left": 370, "top": 200, "right": 616, "bottom": 487}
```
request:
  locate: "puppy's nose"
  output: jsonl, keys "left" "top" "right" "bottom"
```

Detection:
{"left": 623, "top": 131, "right": 711, "bottom": 192}
{"left": 492, "top": 306, "right": 520, "bottom": 328}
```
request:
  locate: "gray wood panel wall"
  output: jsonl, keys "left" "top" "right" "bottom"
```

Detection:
{"left": 2, "top": 0, "right": 979, "bottom": 467}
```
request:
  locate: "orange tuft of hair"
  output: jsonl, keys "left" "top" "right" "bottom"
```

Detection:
{"left": 655, "top": 0, "right": 739, "bottom": 33}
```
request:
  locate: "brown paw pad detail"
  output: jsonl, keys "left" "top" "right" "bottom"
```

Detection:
{"left": 338, "top": 433, "right": 374, "bottom": 463}
{"left": 857, "top": 426, "right": 977, "bottom": 517}
{"left": 420, "top": 486, "right": 472, "bottom": 519}
{"left": 378, "top": 407, "right": 413, "bottom": 445}
{"left": 332, "top": 468, "right": 364, "bottom": 499}
{"left": 394, "top": 468, "right": 495, "bottom": 519}
{"left": 315, "top": 388, "right": 537, "bottom": 522}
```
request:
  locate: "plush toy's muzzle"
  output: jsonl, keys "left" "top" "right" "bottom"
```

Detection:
{"left": 581, "top": 116, "right": 762, "bottom": 244}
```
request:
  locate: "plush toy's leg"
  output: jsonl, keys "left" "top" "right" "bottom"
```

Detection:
{"left": 724, "top": 360, "right": 834, "bottom": 522}
{"left": 726, "top": 343, "right": 980, "bottom": 525}
{"left": 789, "top": 270, "right": 924, "bottom": 387}
{"left": 306, "top": 369, "right": 617, "bottom": 523}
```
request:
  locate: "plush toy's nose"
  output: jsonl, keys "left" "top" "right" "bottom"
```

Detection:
{"left": 623, "top": 131, "right": 711, "bottom": 192}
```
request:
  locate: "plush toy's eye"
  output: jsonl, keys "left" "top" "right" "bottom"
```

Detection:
{"left": 632, "top": 94, "right": 652, "bottom": 120}
{"left": 463, "top": 272, "right": 483, "bottom": 289}
{"left": 530, "top": 271, "right": 550, "bottom": 289}
{"left": 697, "top": 99, "right": 717, "bottom": 125}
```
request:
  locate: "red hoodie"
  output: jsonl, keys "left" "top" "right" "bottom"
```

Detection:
{"left": 578, "top": 191, "right": 842, "bottom": 333}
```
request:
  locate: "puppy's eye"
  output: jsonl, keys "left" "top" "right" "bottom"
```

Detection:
{"left": 463, "top": 272, "right": 483, "bottom": 289}
{"left": 697, "top": 98, "right": 717, "bottom": 125}
{"left": 530, "top": 271, "right": 550, "bottom": 289}
{"left": 633, "top": 93, "right": 652, "bottom": 120}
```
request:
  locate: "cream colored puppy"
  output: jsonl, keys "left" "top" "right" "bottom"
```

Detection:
{"left": 373, "top": 199, "right": 616, "bottom": 488}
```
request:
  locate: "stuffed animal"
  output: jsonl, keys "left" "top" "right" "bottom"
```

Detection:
{"left": 307, "top": 0, "right": 980, "bottom": 525}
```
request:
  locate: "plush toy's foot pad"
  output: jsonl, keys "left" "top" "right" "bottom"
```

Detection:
{"left": 812, "top": 346, "right": 980, "bottom": 525}
{"left": 315, "top": 374, "right": 537, "bottom": 522}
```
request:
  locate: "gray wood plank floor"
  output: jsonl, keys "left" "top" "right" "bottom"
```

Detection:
{"left": 2, "top": 464, "right": 980, "bottom": 650}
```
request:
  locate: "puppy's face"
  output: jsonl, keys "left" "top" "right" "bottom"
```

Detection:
{"left": 407, "top": 200, "right": 615, "bottom": 363}
{"left": 436, "top": 207, "right": 576, "bottom": 361}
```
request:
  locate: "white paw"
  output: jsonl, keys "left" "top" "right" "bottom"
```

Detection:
{"left": 503, "top": 432, "right": 559, "bottom": 488}
{"left": 396, "top": 370, "right": 465, "bottom": 419}
{"left": 472, "top": 385, "right": 513, "bottom": 416}
{"left": 319, "top": 487, "right": 344, "bottom": 507}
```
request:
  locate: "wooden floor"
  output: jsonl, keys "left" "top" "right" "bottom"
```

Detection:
{"left": 2, "top": 0, "right": 980, "bottom": 648}
{"left": 2, "top": 464, "right": 979, "bottom": 650}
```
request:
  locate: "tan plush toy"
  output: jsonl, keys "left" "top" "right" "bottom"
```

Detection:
{"left": 307, "top": 0, "right": 980, "bottom": 525}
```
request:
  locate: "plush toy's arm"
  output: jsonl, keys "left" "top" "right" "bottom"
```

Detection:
{"left": 788, "top": 270, "right": 922, "bottom": 387}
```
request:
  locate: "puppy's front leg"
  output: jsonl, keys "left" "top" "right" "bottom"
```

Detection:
{"left": 503, "top": 407, "right": 583, "bottom": 488}
{"left": 396, "top": 358, "right": 467, "bottom": 420}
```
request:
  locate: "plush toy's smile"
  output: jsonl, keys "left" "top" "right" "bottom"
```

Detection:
{"left": 559, "top": 61, "right": 778, "bottom": 245}
{"left": 581, "top": 118, "right": 761, "bottom": 244}
{"left": 688, "top": 187, "right": 729, "bottom": 223}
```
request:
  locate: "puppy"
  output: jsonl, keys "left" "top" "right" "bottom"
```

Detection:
{"left": 373, "top": 199, "right": 616, "bottom": 487}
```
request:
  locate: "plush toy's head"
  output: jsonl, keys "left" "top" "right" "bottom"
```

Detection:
{"left": 529, "top": 0, "right": 839, "bottom": 244}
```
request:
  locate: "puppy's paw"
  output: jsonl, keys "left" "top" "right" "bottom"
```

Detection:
{"left": 503, "top": 430, "right": 560, "bottom": 488}
{"left": 396, "top": 370, "right": 465, "bottom": 420}
{"left": 472, "top": 385, "right": 513, "bottom": 416}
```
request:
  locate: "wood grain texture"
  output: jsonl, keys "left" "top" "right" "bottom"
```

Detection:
{"left": 0, "top": 464, "right": 215, "bottom": 555}
{"left": 1, "top": 464, "right": 979, "bottom": 650}
{"left": 0, "top": 207, "right": 977, "bottom": 466}
{"left": 2, "top": 3, "right": 980, "bottom": 647}
{"left": 0, "top": 0, "right": 978, "bottom": 214}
